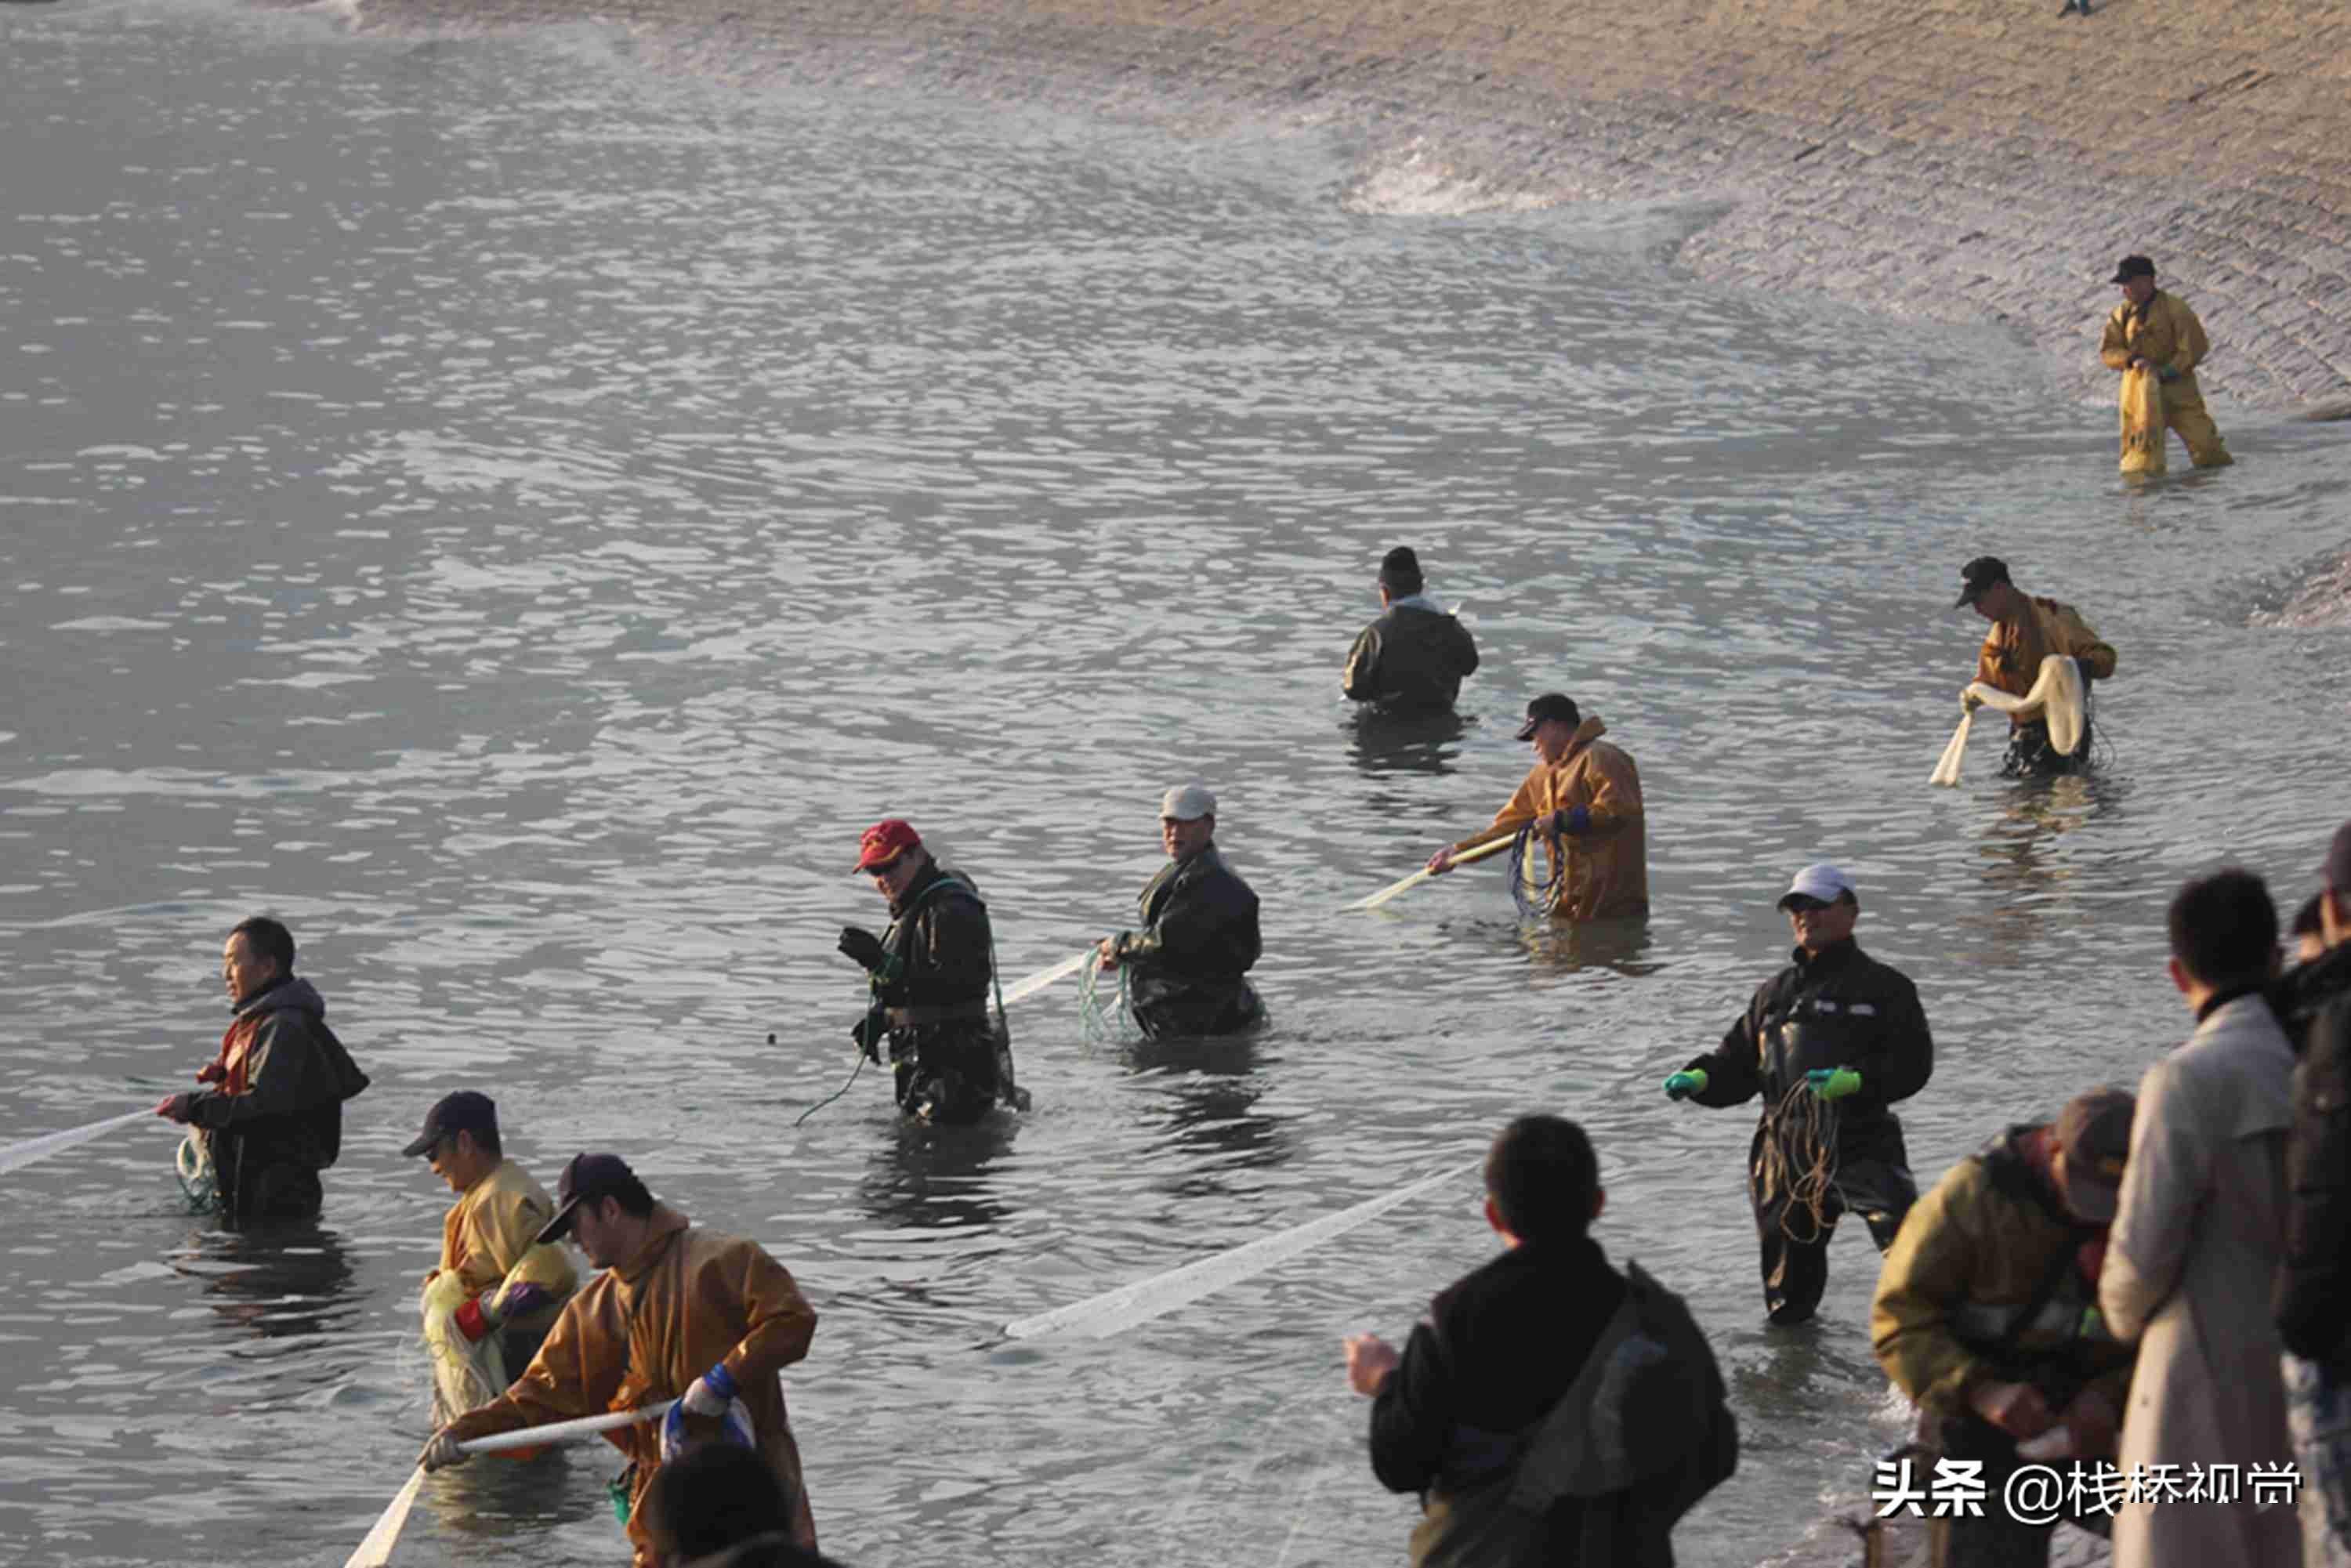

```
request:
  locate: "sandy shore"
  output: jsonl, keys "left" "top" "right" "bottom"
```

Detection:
{"left": 322, "top": 0, "right": 2351, "bottom": 418}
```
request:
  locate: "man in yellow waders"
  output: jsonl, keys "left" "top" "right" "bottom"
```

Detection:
{"left": 2099, "top": 255, "right": 2232, "bottom": 470}
{"left": 1424, "top": 693, "right": 1648, "bottom": 922}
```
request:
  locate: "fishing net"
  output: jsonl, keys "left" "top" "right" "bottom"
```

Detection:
{"left": 421, "top": 1268, "right": 508, "bottom": 1426}
{"left": 1079, "top": 951, "right": 1142, "bottom": 1047}
{"left": 1929, "top": 655, "right": 2087, "bottom": 786}
{"left": 1509, "top": 822, "right": 1565, "bottom": 920}
{"left": 2119, "top": 366, "right": 2168, "bottom": 476}
{"left": 1757, "top": 1084, "right": 1842, "bottom": 1244}
{"left": 175, "top": 1132, "right": 218, "bottom": 1213}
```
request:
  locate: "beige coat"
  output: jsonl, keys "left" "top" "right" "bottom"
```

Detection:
{"left": 1451, "top": 715, "right": 1649, "bottom": 922}
{"left": 2099, "top": 994, "right": 2300, "bottom": 1568}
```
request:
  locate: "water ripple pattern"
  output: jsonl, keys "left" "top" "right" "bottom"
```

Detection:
{"left": 3, "top": 3, "right": 2349, "bottom": 1565}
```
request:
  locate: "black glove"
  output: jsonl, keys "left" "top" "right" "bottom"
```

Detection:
{"left": 837, "top": 926, "right": 887, "bottom": 973}
{"left": 851, "top": 1013, "right": 885, "bottom": 1062}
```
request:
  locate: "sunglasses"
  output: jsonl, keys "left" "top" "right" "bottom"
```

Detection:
{"left": 1783, "top": 896, "right": 1833, "bottom": 914}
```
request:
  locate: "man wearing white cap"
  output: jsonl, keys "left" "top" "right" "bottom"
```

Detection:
{"left": 1663, "top": 864, "right": 1934, "bottom": 1324}
{"left": 1095, "top": 784, "right": 1265, "bottom": 1037}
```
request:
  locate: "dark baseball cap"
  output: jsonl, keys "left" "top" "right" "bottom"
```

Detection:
{"left": 401, "top": 1090, "right": 498, "bottom": 1158}
{"left": 1514, "top": 693, "right": 1581, "bottom": 741}
{"left": 534, "top": 1152, "right": 645, "bottom": 1245}
{"left": 2320, "top": 820, "right": 2351, "bottom": 891}
{"left": 1954, "top": 556, "right": 2012, "bottom": 608}
{"left": 2054, "top": 1088, "right": 2135, "bottom": 1222}
{"left": 2110, "top": 255, "right": 2156, "bottom": 283}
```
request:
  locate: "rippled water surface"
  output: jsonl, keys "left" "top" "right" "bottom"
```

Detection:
{"left": 5, "top": 3, "right": 2350, "bottom": 1564}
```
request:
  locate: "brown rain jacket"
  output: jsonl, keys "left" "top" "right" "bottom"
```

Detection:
{"left": 1451, "top": 715, "right": 1648, "bottom": 923}
{"left": 1872, "top": 1126, "right": 2132, "bottom": 1423}
{"left": 1973, "top": 596, "right": 2116, "bottom": 726}
{"left": 426, "top": 1158, "right": 578, "bottom": 1340}
{"left": 2099, "top": 290, "right": 2214, "bottom": 410}
{"left": 444, "top": 1206, "right": 820, "bottom": 1566}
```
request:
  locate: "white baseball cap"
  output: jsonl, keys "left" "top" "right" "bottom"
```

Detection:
{"left": 1776, "top": 862, "right": 1857, "bottom": 909}
{"left": 1160, "top": 784, "right": 1218, "bottom": 822}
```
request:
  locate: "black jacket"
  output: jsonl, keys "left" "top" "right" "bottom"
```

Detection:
{"left": 189, "top": 976, "right": 368, "bottom": 1179}
{"left": 2275, "top": 943, "right": 2351, "bottom": 1365}
{"left": 1111, "top": 844, "right": 1262, "bottom": 1034}
{"left": 1343, "top": 601, "right": 1480, "bottom": 712}
{"left": 1681, "top": 939, "right": 1933, "bottom": 1161}
{"left": 875, "top": 860, "right": 994, "bottom": 1024}
{"left": 1370, "top": 1237, "right": 1630, "bottom": 1502}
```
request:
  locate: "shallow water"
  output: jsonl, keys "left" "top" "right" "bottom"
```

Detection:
{"left": 3, "top": 3, "right": 2349, "bottom": 1564}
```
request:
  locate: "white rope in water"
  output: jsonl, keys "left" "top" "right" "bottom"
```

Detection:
{"left": 1002, "top": 949, "right": 1092, "bottom": 1006}
{"left": 1002, "top": 1156, "right": 1480, "bottom": 1341}
{"left": 0, "top": 1107, "right": 151, "bottom": 1178}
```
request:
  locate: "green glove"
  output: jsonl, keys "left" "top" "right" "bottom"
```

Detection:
{"left": 1806, "top": 1067, "right": 1862, "bottom": 1101}
{"left": 1664, "top": 1069, "right": 1708, "bottom": 1101}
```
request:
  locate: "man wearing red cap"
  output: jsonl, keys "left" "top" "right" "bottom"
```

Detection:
{"left": 836, "top": 819, "right": 1020, "bottom": 1122}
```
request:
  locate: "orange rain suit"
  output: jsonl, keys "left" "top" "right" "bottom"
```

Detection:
{"left": 1449, "top": 714, "right": 1649, "bottom": 922}
{"left": 2099, "top": 291, "right": 2232, "bottom": 469}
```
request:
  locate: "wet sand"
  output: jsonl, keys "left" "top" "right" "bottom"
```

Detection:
{"left": 317, "top": 0, "right": 2351, "bottom": 416}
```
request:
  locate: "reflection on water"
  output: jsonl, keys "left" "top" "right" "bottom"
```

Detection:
{"left": 173, "top": 1222, "right": 362, "bottom": 1343}
{"left": 2, "top": 2, "right": 2349, "bottom": 1566}
{"left": 1343, "top": 707, "right": 1473, "bottom": 778}
{"left": 858, "top": 1115, "right": 1023, "bottom": 1232}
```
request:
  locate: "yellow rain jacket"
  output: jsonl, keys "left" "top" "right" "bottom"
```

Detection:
{"left": 2099, "top": 291, "right": 2211, "bottom": 408}
{"left": 444, "top": 1205, "right": 820, "bottom": 1566}
{"left": 426, "top": 1157, "right": 578, "bottom": 1336}
{"left": 2099, "top": 291, "right": 2232, "bottom": 469}
{"left": 1974, "top": 596, "right": 2115, "bottom": 727}
{"left": 1451, "top": 715, "right": 1649, "bottom": 922}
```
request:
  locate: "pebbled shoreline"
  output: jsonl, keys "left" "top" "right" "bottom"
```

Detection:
{"left": 318, "top": 0, "right": 2351, "bottom": 418}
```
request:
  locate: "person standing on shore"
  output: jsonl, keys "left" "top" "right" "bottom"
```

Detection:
{"left": 1423, "top": 693, "right": 1649, "bottom": 923}
{"left": 1954, "top": 556, "right": 2117, "bottom": 778}
{"left": 2099, "top": 255, "right": 2233, "bottom": 471}
{"left": 1871, "top": 1087, "right": 2138, "bottom": 1566}
{"left": 2099, "top": 869, "right": 2298, "bottom": 1568}
{"left": 1665, "top": 864, "right": 1933, "bottom": 1325}
{"left": 1342, "top": 545, "right": 1480, "bottom": 714}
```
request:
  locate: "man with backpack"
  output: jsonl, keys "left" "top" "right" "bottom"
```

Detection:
{"left": 1870, "top": 1088, "right": 2139, "bottom": 1565}
{"left": 1342, "top": 1114, "right": 1737, "bottom": 1566}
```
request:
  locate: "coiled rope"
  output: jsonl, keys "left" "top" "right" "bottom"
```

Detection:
{"left": 1509, "top": 822, "right": 1566, "bottom": 921}
{"left": 1756, "top": 1084, "right": 1842, "bottom": 1243}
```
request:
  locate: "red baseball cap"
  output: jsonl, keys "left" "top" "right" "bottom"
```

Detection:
{"left": 853, "top": 818, "right": 922, "bottom": 873}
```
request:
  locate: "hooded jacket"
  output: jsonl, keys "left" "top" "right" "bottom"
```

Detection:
{"left": 184, "top": 976, "right": 368, "bottom": 1180}
{"left": 1344, "top": 596, "right": 1481, "bottom": 712}
{"left": 1973, "top": 596, "right": 2117, "bottom": 726}
{"left": 444, "top": 1206, "right": 820, "bottom": 1567}
{"left": 1450, "top": 715, "right": 1648, "bottom": 923}
{"left": 428, "top": 1158, "right": 579, "bottom": 1340}
{"left": 1872, "top": 1125, "right": 2132, "bottom": 1421}
{"left": 2099, "top": 289, "right": 2215, "bottom": 408}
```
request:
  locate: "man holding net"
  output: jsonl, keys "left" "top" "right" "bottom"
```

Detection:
{"left": 1664, "top": 864, "right": 1934, "bottom": 1324}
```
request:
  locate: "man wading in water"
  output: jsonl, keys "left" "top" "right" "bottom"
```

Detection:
{"left": 1424, "top": 693, "right": 1648, "bottom": 923}
{"left": 836, "top": 818, "right": 1022, "bottom": 1123}
{"left": 1094, "top": 784, "right": 1266, "bottom": 1037}
{"left": 1955, "top": 556, "right": 2117, "bottom": 779}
